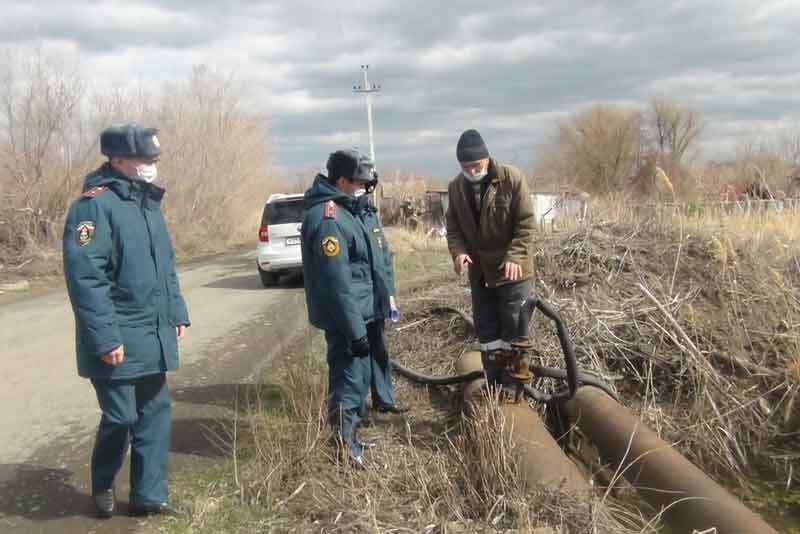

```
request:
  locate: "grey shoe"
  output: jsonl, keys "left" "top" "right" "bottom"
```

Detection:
{"left": 92, "top": 488, "right": 115, "bottom": 519}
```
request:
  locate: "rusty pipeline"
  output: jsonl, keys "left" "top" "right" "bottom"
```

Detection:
{"left": 456, "top": 351, "right": 591, "bottom": 493}
{"left": 392, "top": 298, "right": 618, "bottom": 401}
{"left": 563, "top": 386, "right": 777, "bottom": 534}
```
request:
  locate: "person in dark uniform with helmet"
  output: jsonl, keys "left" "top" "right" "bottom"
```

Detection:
{"left": 62, "top": 123, "right": 189, "bottom": 518}
{"left": 301, "top": 148, "right": 392, "bottom": 467}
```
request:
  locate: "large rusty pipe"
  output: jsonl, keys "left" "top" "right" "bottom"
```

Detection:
{"left": 455, "top": 351, "right": 590, "bottom": 493}
{"left": 564, "top": 386, "right": 776, "bottom": 534}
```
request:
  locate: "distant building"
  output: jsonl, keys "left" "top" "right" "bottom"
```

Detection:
{"left": 530, "top": 191, "right": 590, "bottom": 231}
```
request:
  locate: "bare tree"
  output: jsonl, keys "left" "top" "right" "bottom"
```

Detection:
{"left": 536, "top": 104, "right": 642, "bottom": 194}
{"left": 648, "top": 97, "right": 703, "bottom": 164}
{"left": 778, "top": 129, "right": 800, "bottom": 165}
{"left": 0, "top": 50, "right": 275, "bottom": 271}
{"left": 0, "top": 47, "right": 87, "bottom": 259}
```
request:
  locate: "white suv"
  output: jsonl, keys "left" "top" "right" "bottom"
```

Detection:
{"left": 257, "top": 193, "right": 304, "bottom": 286}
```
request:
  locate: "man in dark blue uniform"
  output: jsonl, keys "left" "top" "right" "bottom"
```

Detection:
{"left": 63, "top": 124, "right": 189, "bottom": 518}
{"left": 355, "top": 190, "right": 407, "bottom": 415}
{"left": 301, "top": 149, "right": 391, "bottom": 466}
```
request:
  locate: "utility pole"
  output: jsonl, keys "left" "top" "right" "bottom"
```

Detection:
{"left": 353, "top": 64, "right": 381, "bottom": 210}
{"left": 353, "top": 64, "right": 381, "bottom": 163}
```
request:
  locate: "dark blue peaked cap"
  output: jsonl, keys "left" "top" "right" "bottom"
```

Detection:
{"left": 326, "top": 149, "right": 377, "bottom": 182}
{"left": 100, "top": 123, "right": 161, "bottom": 158}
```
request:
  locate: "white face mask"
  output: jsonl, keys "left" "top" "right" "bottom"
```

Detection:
{"left": 353, "top": 188, "right": 367, "bottom": 197}
{"left": 462, "top": 168, "right": 487, "bottom": 183}
{"left": 135, "top": 163, "right": 158, "bottom": 183}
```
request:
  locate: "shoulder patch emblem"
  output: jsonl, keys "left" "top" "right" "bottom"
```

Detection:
{"left": 372, "top": 228, "right": 381, "bottom": 234}
{"left": 321, "top": 236, "right": 340, "bottom": 257}
{"left": 81, "top": 186, "right": 108, "bottom": 199}
{"left": 75, "top": 221, "right": 95, "bottom": 246}
{"left": 323, "top": 200, "right": 337, "bottom": 219}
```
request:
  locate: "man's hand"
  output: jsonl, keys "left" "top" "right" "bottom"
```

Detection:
{"left": 101, "top": 345, "right": 125, "bottom": 366}
{"left": 503, "top": 261, "right": 523, "bottom": 281}
{"left": 350, "top": 336, "right": 371, "bottom": 358}
{"left": 176, "top": 325, "right": 188, "bottom": 342}
{"left": 454, "top": 254, "right": 473, "bottom": 276}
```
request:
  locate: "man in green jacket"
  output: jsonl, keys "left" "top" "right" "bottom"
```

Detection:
{"left": 63, "top": 124, "right": 189, "bottom": 518}
{"left": 445, "top": 129, "right": 536, "bottom": 384}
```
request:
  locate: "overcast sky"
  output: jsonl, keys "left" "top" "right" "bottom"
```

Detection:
{"left": 2, "top": 0, "right": 799, "bottom": 179}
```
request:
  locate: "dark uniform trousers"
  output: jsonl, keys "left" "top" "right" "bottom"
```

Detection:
{"left": 367, "top": 320, "right": 395, "bottom": 409}
{"left": 325, "top": 331, "right": 370, "bottom": 458}
{"left": 90, "top": 372, "right": 171, "bottom": 505}
{"left": 468, "top": 267, "right": 533, "bottom": 384}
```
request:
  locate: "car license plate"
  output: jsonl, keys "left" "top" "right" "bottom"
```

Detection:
{"left": 285, "top": 237, "right": 301, "bottom": 246}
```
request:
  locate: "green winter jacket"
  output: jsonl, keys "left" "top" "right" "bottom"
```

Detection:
{"left": 445, "top": 158, "right": 536, "bottom": 287}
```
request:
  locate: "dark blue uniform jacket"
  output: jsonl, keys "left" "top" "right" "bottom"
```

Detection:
{"left": 301, "top": 175, "right": 388, "bottom": 342}
{"left": 63, "top": 163, "right": 189, "bottom": 379}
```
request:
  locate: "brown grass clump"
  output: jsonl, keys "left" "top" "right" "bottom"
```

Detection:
{"left": 182, "top": 269, "right": 643, "bottom": 533}
{"left": 533, "top": 215, "right": 800, "bottom": 486}
{"left": 165, "top": 219, "right": 799, "bottom": 532}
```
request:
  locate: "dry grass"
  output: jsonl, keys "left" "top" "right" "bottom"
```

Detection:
{"left": 162, "top": 236, "right": 652, "bottom": 533}
{"left": 184, "top": 339, "right": 641, "bottom": 534}
{"left": 385, "top": 226, "right": 449, "bottom": 255}
{"left": 532, "top": 203, "right": 800, "bottom": 489}
{"left": 162, "top": 216, "right": 799, "bottom": 533}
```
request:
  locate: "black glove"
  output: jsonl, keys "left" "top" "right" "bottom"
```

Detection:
{"left": 350, "top": 335, "right": 371, "bottom": 358}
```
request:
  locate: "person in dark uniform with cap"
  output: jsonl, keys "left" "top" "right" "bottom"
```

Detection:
{"left": 354, "top": 183, "right": 407, "bottom": 415}
{"left": 62, "top": 123, "right": 189, "bottom": 518}
{"left": 300, "top": 148, "right": 392, "bottom": 467}
{"left": 445, "top": 129, "right": 536, "bottom": 385}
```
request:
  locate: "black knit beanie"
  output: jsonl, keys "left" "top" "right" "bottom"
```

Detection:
{"left": 456, "top": 129, "right": 489, "bottom": 162}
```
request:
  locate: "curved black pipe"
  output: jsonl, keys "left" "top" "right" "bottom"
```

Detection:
{"left": 390, "top": 299, "right": 599, "bottom": 400}
{"left": 392, "top": 360, "right": 484, "bottom": 385}
{"left": 392, "top": 360, "right": 618, "bottom": 401}
{"left": 427, "top": 306, "right": 475, "bottom": 330}
{"left": 531, "top": 366, "right": 619, "bottom": 401}
{"left": 519, "top": 297, "right": 580, "bottom": 398}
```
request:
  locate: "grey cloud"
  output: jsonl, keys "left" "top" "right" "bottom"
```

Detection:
{"left": 1, "top": 0, "right": 799, "bottom": 177}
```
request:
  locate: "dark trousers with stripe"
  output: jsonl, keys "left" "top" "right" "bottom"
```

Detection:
{"left": 468, "top": 269, "right": 533, "bottom": 384}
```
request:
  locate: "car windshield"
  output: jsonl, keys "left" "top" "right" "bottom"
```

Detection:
{"left": 263, "top": 199, "right": 304, "bottom": 225}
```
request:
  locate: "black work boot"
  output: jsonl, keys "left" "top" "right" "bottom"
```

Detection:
{"left": 374, "top": 404, "right": 409, "bottom": 414}
{"left": 92, "top": 488, "right": 115, "bottom": 519}
{"left": 128, "top": 502, "right": 181, "bottom": 517}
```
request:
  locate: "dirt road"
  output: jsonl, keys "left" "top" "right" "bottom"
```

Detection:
{"left": 0, "top": 251, "right": 310, "bottom": 533}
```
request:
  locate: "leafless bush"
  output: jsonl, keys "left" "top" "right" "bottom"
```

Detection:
{"left": 0, "top": 49, "right": 273, "bottom": 275}
{"left": 534, "top": 216, "right": 800, "bottom": 488}
{"left": 0, "top": 48, "right": 90, "bottom": 272}
{"left": 535, "top": 103, "right": 643, "bottom": 195}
